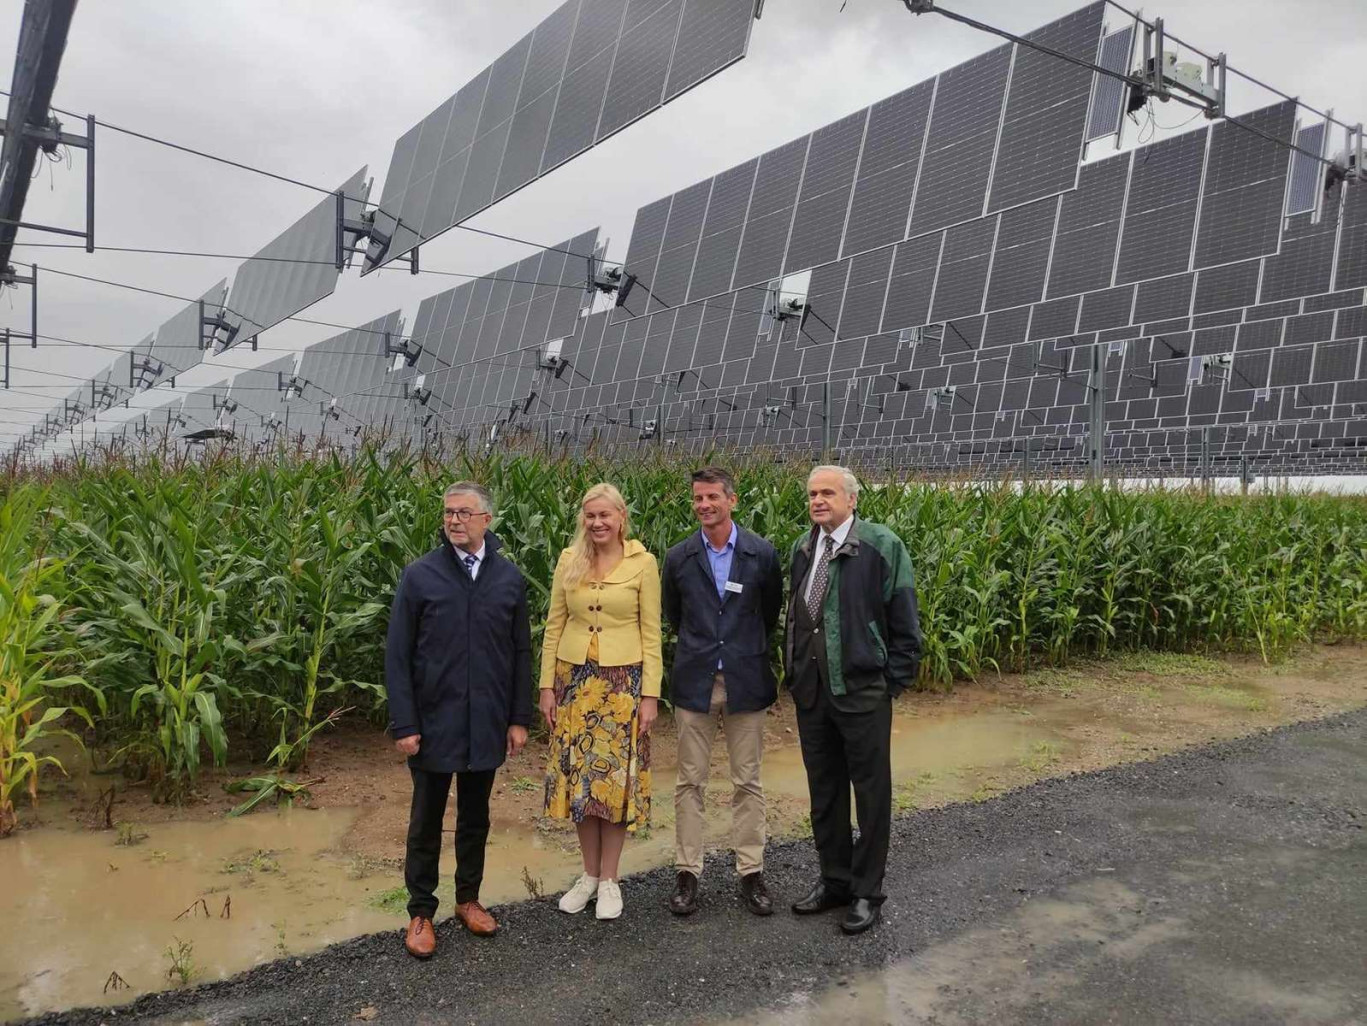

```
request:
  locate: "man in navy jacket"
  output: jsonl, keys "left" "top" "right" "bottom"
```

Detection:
{"left": 385, "top": 480, "right": 532, "bottom": 958}
{"left": 661, "top": 467, "right": 783, "bottom": 917}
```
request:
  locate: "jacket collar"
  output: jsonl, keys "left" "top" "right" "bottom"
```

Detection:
{"left": 798, "top": 516, "right": 860, "bottom": 559}
{"left": 438, "top": 528, "right": 504, "bottom": 565}
{"left": 601, "top": 538, "right": 650, "bottom": 583}
{"left": 687, "top": 522, "right": 756, "bottom": 559}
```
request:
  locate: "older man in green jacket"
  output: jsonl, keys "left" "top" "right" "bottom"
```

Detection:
{"left": 784, "top": 465, "right": 922, "bottom": 935}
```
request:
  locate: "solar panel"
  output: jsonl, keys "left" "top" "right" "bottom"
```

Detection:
{"left": 364, "top": 0, "right": 755, "bottom": 273}
{"left": 1086, "top": 24, "right": 1135, "bottom": 144}
{"left": 223, "top": 168, "right": 368, "bottom": 351}
{"left": 1285, "top": 121, "right": 1328, "bottom": 217}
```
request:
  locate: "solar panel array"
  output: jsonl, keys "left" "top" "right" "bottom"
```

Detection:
{"left": 363, "top": 0, "right": 757, "bottom": 272}
{"left": 20, "top": 2, "right": 1367, "bottom": 477}
{"left": 375, "top": 2, "right": 1367, "bottom": 475}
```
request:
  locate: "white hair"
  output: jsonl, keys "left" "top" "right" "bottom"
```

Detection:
{"left": 808, "top": 465, "right": 860, "bottom": 499}
{"left": 443, "top": 480, "right": 493, "bottom": 514}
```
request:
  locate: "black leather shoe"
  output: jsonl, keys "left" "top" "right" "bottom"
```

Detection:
{"left": 840, "top": 898, "right": 881, "bottom": 934}
{"left": 669, "top": 871, "right": 699, "bottom": 915}
{"left": 790, "top": 880, "right": 850, "bottom": 915}
{"left": 740, "top": 872, "right": 773, "bottom": 916}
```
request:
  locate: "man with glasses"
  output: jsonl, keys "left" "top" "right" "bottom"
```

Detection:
{"left": 385, "top": 481, "right": 533, "bottom": 958}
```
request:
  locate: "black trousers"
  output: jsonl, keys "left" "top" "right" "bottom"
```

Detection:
{"left": 795, "top": 686, "right": 893, "bottom": 902}
{"left": 404, "top": 766, "right": 497, "bottom": 918}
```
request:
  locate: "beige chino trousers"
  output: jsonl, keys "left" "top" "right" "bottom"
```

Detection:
{"left": 673, "top": 674, "right": 767, "bottom": 877}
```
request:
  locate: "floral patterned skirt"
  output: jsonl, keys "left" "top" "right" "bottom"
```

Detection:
{"left": 543, "top": 658, "right": 651, "bottom": 830}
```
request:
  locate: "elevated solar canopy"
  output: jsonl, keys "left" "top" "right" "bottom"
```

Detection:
{"left": 289, "top": 311, "right": 408, "bottom": 445}
{"left": 362, "top": 0, "right": 757, "bottom": 273}
{"left": 407, "top": 1, "right": 1366, "bottom": 473}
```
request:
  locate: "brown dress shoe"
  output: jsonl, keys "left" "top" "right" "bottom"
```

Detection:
{"left": 455, "top": 900, "right": 498, "bottom": 936}
{"left": 405, "top": 916, "right": 436, "bottom": 959}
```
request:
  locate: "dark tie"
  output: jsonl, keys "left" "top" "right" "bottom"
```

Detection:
{"left": 806, "top": 534, "right": 835, "bottom": 619}
{"left": 464, "top": 554, "right": 477, "bottom": 578}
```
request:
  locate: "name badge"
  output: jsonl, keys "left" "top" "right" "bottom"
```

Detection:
{"left": 724, "top": 581, "right": 744, "bottom": 594}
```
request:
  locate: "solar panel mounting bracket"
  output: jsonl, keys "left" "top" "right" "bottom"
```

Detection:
{"left": 1, "top": 264, "right": 38, "bottom": 348}
{"left": 0, "top": 112, "right": 96, "bottom": 253}
{"left": 344, "top": 204, "right": 420, "bottom": 275}
{"left": 382, "top": 331, "right": 422, "bottom": 367}
{"left": 199, "top": 298, "right": 238, "bottom": 351}
{"left": 589, "top": 260, "right": 637, "bottom": 307}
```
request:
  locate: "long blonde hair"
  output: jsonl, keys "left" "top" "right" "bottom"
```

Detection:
{"left": 562, "top": 482, "right": 631, "bottom": 588}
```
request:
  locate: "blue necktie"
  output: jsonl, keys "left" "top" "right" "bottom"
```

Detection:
{"left": 464, "top": 554, "right": 476, "bottom": 578}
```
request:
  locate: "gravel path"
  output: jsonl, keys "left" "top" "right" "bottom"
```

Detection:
{"left": 23, "top": 710, "right": 1367, "bottom": 1026}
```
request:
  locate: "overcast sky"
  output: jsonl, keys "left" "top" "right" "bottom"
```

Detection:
{"left": 3, "top": 0, "right": 1365, "bottom": 447}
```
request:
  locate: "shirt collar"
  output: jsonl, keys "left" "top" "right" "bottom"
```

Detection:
{"left": 701, "top": 521, "right": 738, "bottom": 556}
{"left": 821, "top": 515, "right": 854, "bottom": 548}
{"left": 455, "top": 540, "right": 485, "bottom": 563}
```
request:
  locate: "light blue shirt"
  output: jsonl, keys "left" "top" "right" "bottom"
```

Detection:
{"left": 703, "top": 522, "right": 738, "bottom": 671}
{"left": 703, "top": 522, "right": 738, "bottom": 600}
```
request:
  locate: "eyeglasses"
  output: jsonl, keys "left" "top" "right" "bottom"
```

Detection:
{"left": 443, "top": 508, "right": 490, "bottom": 522}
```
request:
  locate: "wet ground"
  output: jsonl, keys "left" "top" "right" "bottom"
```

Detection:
{"left": 16, "top": 697, "right": 1366, "bottom": 1025}
{"left": 3, "top": 646, "right": 1366, "bottom": 1022}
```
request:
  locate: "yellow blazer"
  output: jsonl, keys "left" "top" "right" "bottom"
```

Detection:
{"left": 538, "top": 539, "right": 663, "bottom": 698}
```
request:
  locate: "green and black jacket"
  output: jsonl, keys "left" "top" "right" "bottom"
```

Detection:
{"left": 783, "top": 516, "right": 923, "bottom": 698}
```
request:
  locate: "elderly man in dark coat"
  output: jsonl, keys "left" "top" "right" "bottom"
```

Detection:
{"left": 385, "top": 480, "right": 532, "bottom": 959}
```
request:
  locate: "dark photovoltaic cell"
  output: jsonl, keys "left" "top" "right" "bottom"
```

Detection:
{"left": 1193, "top": 102, "right": 1295, "bottom": 268}
{"left": 1335, "top": 182, "right": 1367, "bottom": 290}
{"left": 784, "top": 110, "right": 866, "bottom": 274}
{"left": 987, "top": 2, "right": 1104, "bottom": 213}
{"left": 365, "top": 0, "right": 754, "bottom": 272}
{"left": 880, "top": 232, "right": 943, "bottom": 335}
{"left": 841, "top": 80, "right": 934, "bottom": 257}
{"left": 1285, "top": 120, "right": 1328, "bottom": 217}
{"left": 688, "top": 159, "right": 756, "bottom": 302}
{"left": 1261, "top": 194, "right": 1341, "bottom": 301}
{"left": 1115, "top": 130, "right": 1206, "bottom": 284}
{"left": 837, "top": 248, "right": 895, "bottom": 342}
{"left": 225, "top": 168, "right": 368, "bottom": 349}
{"left": 931, "top": 218, "right": 998, "bottom": 322}
{"left": 732, "top": 136, "right": 810, "bottom": 291}
{"left": 665, "top": 0, "right": 756, "bottom": 101}
{"left": 619, "top": 196, "right": 672, "bottom": 317}
{"left": 652, "top": 180, "right": 711, "bottom": 308}
{"left": 1086, "top": 24, "right": 1135, "bottom": 142}
{"left": 985, "top": 197, "right": 1058, "bottom": 311}
{"left": 1047, "top": 154, "right": 1130, "bottom": 298}
{"left": 1194, "top": 259, "right": 1261, "bottom": 313}
{"left": 908, "top": 44, "right": 1012, "bottom": 235}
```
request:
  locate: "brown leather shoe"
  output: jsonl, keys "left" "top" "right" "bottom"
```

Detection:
{"left": 404, "top": 916, "right": 436, "bottom": 959}
{"left": 455, "top": 900, "right": 498, "bottom": 937}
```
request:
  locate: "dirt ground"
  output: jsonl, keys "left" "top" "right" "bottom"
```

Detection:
{"left": 34, "top": 641, "right": 1367, "bottom": 862}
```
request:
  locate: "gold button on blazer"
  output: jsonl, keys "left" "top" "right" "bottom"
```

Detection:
{"left": 538, "top": 539, "right": 664, "bottom": 698}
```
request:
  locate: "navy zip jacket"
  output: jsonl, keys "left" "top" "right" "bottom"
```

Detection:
{"left": 384, "top": 530, "right": 532, "bottom": 773}
{"left": 662, "top": 525, "right": 784, "bottom": 714}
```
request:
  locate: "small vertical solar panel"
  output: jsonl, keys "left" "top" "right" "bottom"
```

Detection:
{"left": 687, "top": 159, "right": 756, "bottom": 302}
{"left": 1085, "top": 24, "right": 1134, "bottom": 143}
{"left": 1114, "top": 130, "right": 1207, "bottom": 284}
{"left": 1285, "top": 121, "right": 1327, "bottom": 217}
{"left": 150, "top": 282, "right": 226, "bottom": 381}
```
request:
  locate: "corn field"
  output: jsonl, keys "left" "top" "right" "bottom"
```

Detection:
{"left": 2, "top": 446, "right": 1366, "bottom": 830}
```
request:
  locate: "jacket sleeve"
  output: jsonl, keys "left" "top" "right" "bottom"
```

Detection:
{"left": 639, "top": 554, "right": 665, "bottom": 699}
{"left": 761, "top": 541, "right": 783, "bottom": 638}
{"left": 882, "top": 538, "right": 923, "bottom": 696}
{"left": 661, "top": 548, "right": 682, "bottom": 631}
{"left": 384, "top": 567, "right": 421, "bottom": 739}
{"left": 538, "top": 551, "right": 569, "bottom": 691}
{"left": 511, "top": 578, "right": 534, "bottom": 726}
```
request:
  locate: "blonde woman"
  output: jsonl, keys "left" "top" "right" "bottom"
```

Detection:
{"left": 540, "top": 483, "right": 662, "bottom": 920}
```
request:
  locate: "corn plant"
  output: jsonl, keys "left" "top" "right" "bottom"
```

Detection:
{"left": 0, "top": 490, "right": 99, "bottom": 835}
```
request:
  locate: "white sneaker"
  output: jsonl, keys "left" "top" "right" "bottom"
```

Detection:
{"left": 558, "top": 873, "right": 599, "bottom": 914}
{"left": 595, "top": 878, "right": 623, "bottom": 920}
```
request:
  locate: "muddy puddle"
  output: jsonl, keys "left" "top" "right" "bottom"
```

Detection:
{"left": 4, "top": 646, "right": 1365, "bottom": 1021}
